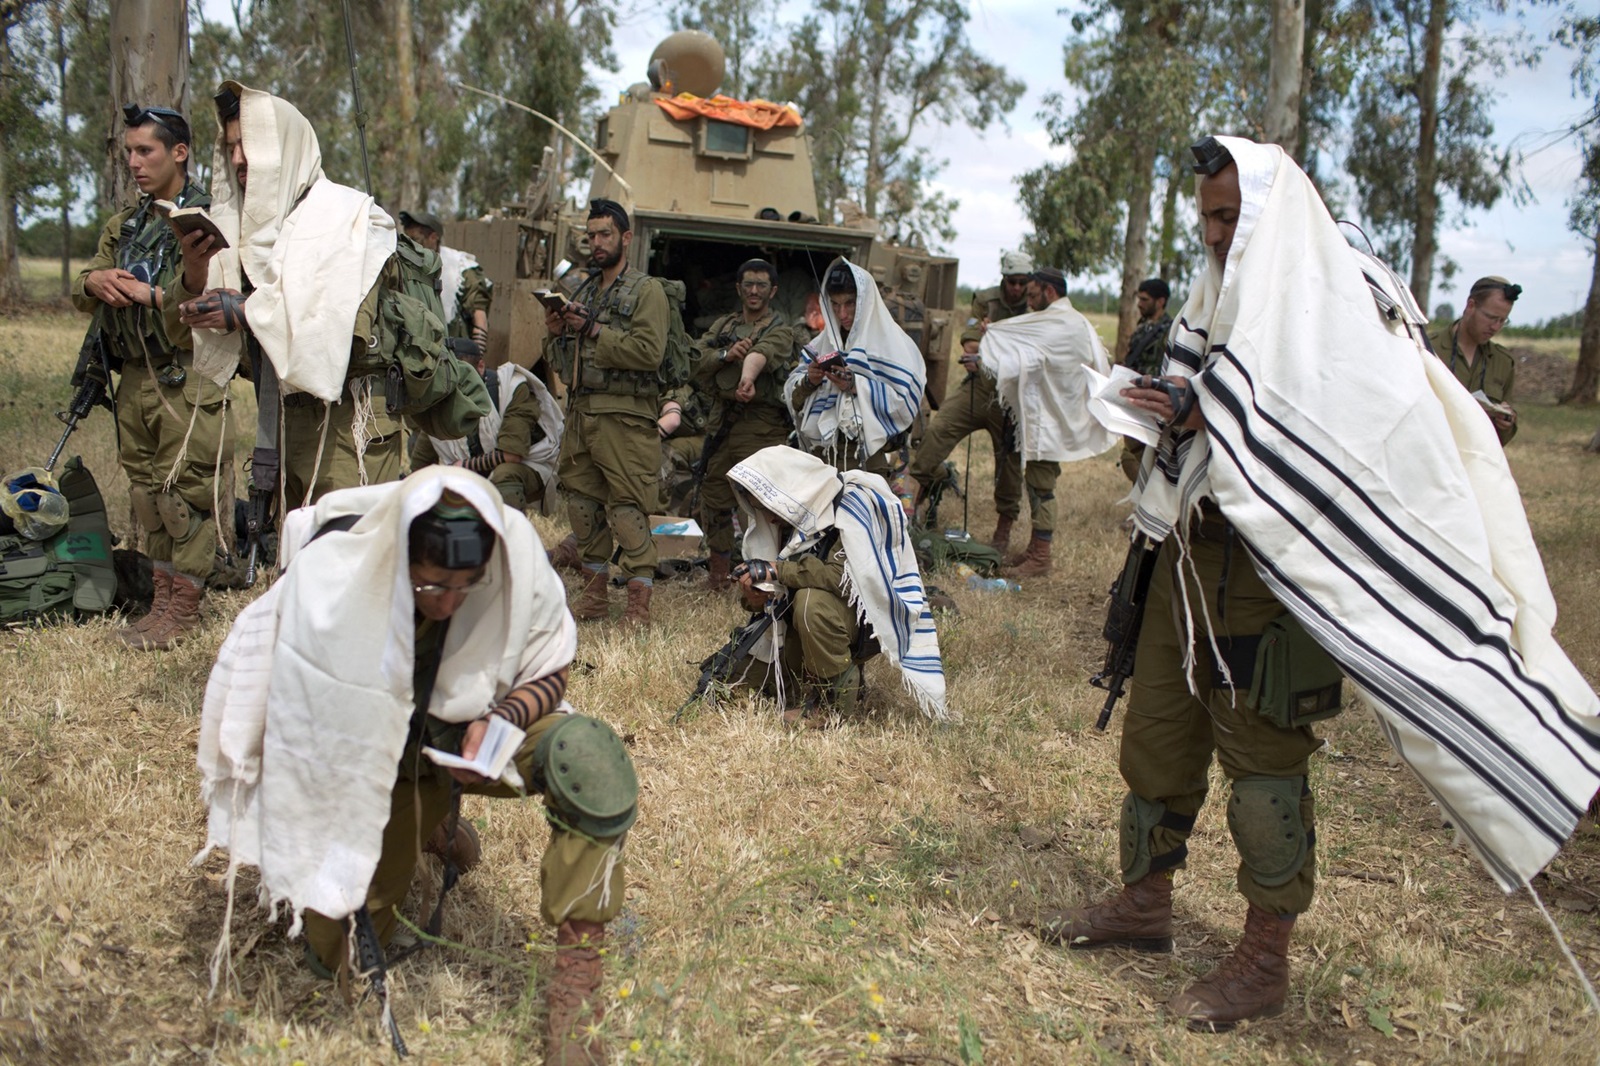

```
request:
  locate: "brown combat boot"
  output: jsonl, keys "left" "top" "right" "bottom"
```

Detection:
{"left": 549, "top": 534, "right": 582, "bottom": 571}
{"left": 989, "top": 516, "right": 1015, "bottom": 556}
{"left": 1036, "top": 870, "right": 1173, "bottom": 952}
{"left": 620, "top": 579, "right": 652, "bottom": 629}
{"left": 546, "top": 919, "right": 607, "bottom": 1066}
{"left": 574, "top": 567, "right": 610, "bottom": 622}
{"left": 1001, "top": 534, "right": 1053, "bottom": 579}
{"left": 1167, "top": 903, "right": 1295, "bottom": 1031}
{"left": 705, "top": 551, "right": 732, "bottom": 592}
{"left": 118, "top": 563, "right": 172, "bottom": 644}
{"left": 424, "top": 818, "right": 482, "bottom": 874}
{"left": 129, "top": 571, "right": 204, "bottom": 651}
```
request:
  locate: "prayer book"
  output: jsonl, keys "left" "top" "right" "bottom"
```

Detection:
{"left": 153, "top": 200, "right": 229, "bottom": 249}
{"left": 533, "top": 289, "right": 570, "bottom": 312}
{"left": 1084, "top": 364, "right": 1163, "bottom": 445}
{"left": 422, "top": 714, "right": 525, "bottom": 779}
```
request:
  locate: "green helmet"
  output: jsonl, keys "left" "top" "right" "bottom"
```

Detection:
{"left": 534, "top": 714, "right": 639, "bottom": 839}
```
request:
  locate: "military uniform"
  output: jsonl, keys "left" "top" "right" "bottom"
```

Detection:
{"left": 690, "top": 308, "right": 797, "bottom": 555}
{"left": 1120, "top": 511, "right": 1320, "bottom": 915}
{"left": 549, "top": 267, "right": 669, "bottom": 580}
{"left": 71, "top": 181, "right": 234, "bottom": 585}
{"left": 413, "top": 366, "right": 549, "bottom": 510}
{"left": 969, "top": 286, "right": 1028, "bottom": 329}
{"left": 448, "top": 263, "right": 493, "bottom": 342}
{"left": 1428, "top": 322, "right": 1517, "bottom": 444}
{"left": 659, "top": 381, "right": 711, "bottom": 516}
{"left": 1119, "top": 311, "right": 1174, "bottom": 479}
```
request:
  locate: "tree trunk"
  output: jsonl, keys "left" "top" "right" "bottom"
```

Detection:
{"left": 0, "top": 11, "right": 25, "bottom": 309}
{"left": 108, "top": 0, "right": 188, "bottom": 211}
{"left": 1295, "top": 0, "right": 1326, "bottom": 164}
{"left": 54, "top": 0, "right": 69, "bottom": 297}
{"left": 1157, "top": 158, "right": 1180, "bottom": 280}
{"left": 392, "top": 0, "right": 421, "bottom": 208}
{"left": 1114, "top": 136, "right": 1157, "bottom": 359}
{"left": 1561, "top": 230, "right": 1600, "bottom": 407}
{"left": 1264, "top": 0, "right": 1305, "bottom": 152}
{"left": 1408, "top": 0, "right": 1447, "bottom": 313}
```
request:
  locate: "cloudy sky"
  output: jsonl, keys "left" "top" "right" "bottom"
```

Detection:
{"left": 593, "top": 1, "right": 1593, "bottom": 323}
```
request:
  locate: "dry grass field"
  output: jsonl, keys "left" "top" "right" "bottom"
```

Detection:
{"left": 1, "top": 302, "right": 1598, "bottom": 1065}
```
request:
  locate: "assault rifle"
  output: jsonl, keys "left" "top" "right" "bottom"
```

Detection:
{"left": 47, "top": 327, "right": 118, "bottom": 472}
{"left": 671, "top": 601, "right": 785, "bottom": 722}
{"left": 352, "top": 905, "right": 408, "bottom": 1058}
{"left": 1089, "top": 534, "right": 1161, "bottom": 730}
{"left": 242, "top": 447, "right": 277, "bottom": 587}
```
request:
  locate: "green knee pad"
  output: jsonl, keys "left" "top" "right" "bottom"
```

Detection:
{"left": 1120, "top": 792, "right": 1167, "bottom": 883}
{"left": 533, "top": 714, "right": 639, "bottom": 840}
{"left": 155, "top": 492, "right": 202, "bottom": 540}
{"left": 128, "top": 484, "right": 162, "bottom": 533}
{"left": 1227, "top": 775, "right": 1309, "bottom": 888}
{"left": 566, "top": 493, "right": 604, "bottom": 543}
{"left": 609, "top": 504, "right": 651, "bottom": 553}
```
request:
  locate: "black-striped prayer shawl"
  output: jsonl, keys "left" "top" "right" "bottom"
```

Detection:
{"left": 1131, "top": 137, "right": 1600, "bottom": 892}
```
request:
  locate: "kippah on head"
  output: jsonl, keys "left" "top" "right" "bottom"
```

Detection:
{"left": 1468, "top": 275, "right": 1521, "bottom": 303}
{"left": 1032, "top": 266, "right": 1068, "bottom": 295}
{"left": 824, "top": 262, "right": 856, "bottom": 294}
{"left": 737, "top": 258, "right": 775, "bottom": 282}
{"left": 589, "top": 198, "right": 631, "bottom": 233}
{"left": 1190, "top": 135, "right": 1233, "bottom": 176}
{"left": 1138, "top": 278, "right": 1171, "bottom": 302}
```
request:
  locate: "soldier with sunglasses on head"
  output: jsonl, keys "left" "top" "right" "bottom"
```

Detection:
{"left": 1428, "top": 275, "right": 1522, "bottom": 445}
{"left": 72, "top": 103, "right": 232, "bottom": 650}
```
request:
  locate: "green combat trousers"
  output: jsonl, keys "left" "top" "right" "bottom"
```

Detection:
{"left": 279, "top": 387, "right": 403, "bottom": 512}
{"left": 699, "top": 408, "right": 791, "bottom": 555}
{"left": 559, "top": 403, "right": 660, "bottom": 578}
{"left": 116, "top": 357, "right": 233, "bottom": 577}
{"left": 1119, "top": 517, "right": 1321, "bottom": 915}
{"left": 304, "top": 711, "right": 627, "bottom": 970}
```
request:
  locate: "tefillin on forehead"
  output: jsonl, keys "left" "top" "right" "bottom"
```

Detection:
{"left": 824, "top": 262, "right": 856, "bottom": 294}
{"left": 1190, "top": 136, "right": 1233, "bottom": 175}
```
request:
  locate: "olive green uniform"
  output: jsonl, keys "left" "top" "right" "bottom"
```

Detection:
{"left": 691, "top": 308, "right": 797, "bottom": 554}
{"left": 1119, "top": 510, "right": 1321, "bottom": 915}
{"left": 448, "top": 264, "right": 493, "bottom": 341}
{"left": 1119, "top": 311, "right": 1173, "bottom": 480}
{"left": 71, "top": 182, "right": 234, "bottom": 579}
{"left": 659, "top": 382, "right": 711, "bottom": 515}
{"left": 731, "top": 540, "right": 865, "bottom": 704}
{"left": 549, "top": 267, "right": 669, "bottom": 578}
{"left": 1428, "top": 322, "right": 1517, "bottom": 445}
{"left": 413, "top": 368, "right": 548, "bottom": 510}
{"left": 304, "top": 619, "right": 626, "bottom": 969}
{"left": 969, "top": 286, "right": 1027, "bottom": 329}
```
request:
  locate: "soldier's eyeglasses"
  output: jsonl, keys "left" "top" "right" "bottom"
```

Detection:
{"left": 738, "top": 281, "right": 772, "bottom": 292}
{"left": 123, "top": 103, "right": 190, "bottom": 143}
{"left": 413, "top": 574, "right": 492, "bottom": 596}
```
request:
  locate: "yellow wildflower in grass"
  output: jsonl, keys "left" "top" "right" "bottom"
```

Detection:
{"left": 630, "top": 1039, "right": 643, "bottom": 1053}
{"left": 276, "top": 1037, "right": 290, "bottom": 1049}
{"left": 418, "top": 1020, "right": 432, "bottom": 1034}
{"left": 868, "top": 1031, "right": 882, "bottom": 1044}
{"left": 870, "top": 992, "right": 885, "bottom": 1006}
{"left": 617, "top": 983, "right": 633, "bottom": 1000}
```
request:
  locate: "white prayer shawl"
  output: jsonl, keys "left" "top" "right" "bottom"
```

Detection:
{"left": 728, "top": 446, "right": 949, "bottom": 721}
{"left": 196, "top": 467, "right": 577, "bottom": 927}
{"left": 432, "top": 364, "right": 564, "bottom": 496}
{"left": 192, "top": 81, "right": 395, "bottom": 398}
{"left": 979, "top": 298, "right": 1119, "bottom": 464}
{"left": 1123, "top": 136, "right": 1600, "bottom": 891}
{"left": 784, "top": 260, "right": 925, "bottom": 461}
{"left": 438, "top": 245, "right": 479, "bottom": 326}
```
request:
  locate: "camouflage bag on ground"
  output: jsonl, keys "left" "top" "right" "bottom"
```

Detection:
{"left": 0, "top": 458, "right": 116, "bottom": 625}
{"left": 364, "top": 234, "right": 492, "bottom": 440}
{"left": 911, "top": 528, "right": 1002, "bottom": 576}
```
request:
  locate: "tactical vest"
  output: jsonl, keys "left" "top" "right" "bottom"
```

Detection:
{"left": 100, "top": 182, "right": 211, "bottom": 363}
{"left": 0, "top": 458, "right": 116, "bottom": 625}
{"left": 703, "top": 310, "right": 790, "bottom": 408}
{"left": 562, "top": 268, "right": 669, "bottom": 399}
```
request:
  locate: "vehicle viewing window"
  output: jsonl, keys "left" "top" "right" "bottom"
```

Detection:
{"left": 698, "top": 118, "right": 752, "bottom": 161}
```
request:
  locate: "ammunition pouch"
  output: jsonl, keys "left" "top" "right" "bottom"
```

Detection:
{"left": 578, "top": 364, "right": 660, "bottom": 398}
{"left": 1227, "top": 776, "right": 1309, "bottom": 888}
{"left": 1247, "top": 614, "right": 1345, "bottom": 728}
{"left": 532, "top": 714, "right": 639, "bottom": 840}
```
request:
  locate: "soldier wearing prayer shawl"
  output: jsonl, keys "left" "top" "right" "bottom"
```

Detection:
{"left": 197, "top": 468, "right": 637, "bottom": 1065}
{"left": 1041, "top": 136, "right": 1600, "bottom": 1032}
{"left": 785, "top": 260, "right": 925, "bottom": 477}
{"left": 176, "top": 83, "right": 408, "bottom": 514}
{"left": 723, "top": 446, "right": 948, "bottom": 729}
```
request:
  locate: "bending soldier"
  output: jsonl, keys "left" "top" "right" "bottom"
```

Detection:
{"left": 400, "top": 209, "right": 494, "bottom": 354}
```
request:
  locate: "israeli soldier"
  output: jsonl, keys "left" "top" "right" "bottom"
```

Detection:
{"left": 1428, "top": 275, "right": 1520, "bottom": 445}
{"left": 691, "top": 258, "right": 797, "bottom": 591}
{"left": 545, "top": 199, "right": 669, "bottom": 628}
{"left": 72, "top": 102, "right": 232, "bottom": 651}
{"left": 969, "top": 249, "right": 1033, "bottom": 329}
{"left": 400, "top": 209, "right": 493, "bottom": 354}
{"left": 1119, "top": 278, "right": 1175, "bottom": 481}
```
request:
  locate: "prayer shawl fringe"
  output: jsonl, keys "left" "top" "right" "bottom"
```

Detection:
{"left": 196, "top": 467, "right": 578, "bottom": 934}
{"left": 785, "top": 259, "right": 924, "bottom": 460}
{"left": 729, "top": 446, "right": 949, "bottom": 721}
{"left": 1122, "top": 136, "right": 1600, "bottom": 892}
{"left": 980, "top": 299, "right": 1118, "bottom": 465}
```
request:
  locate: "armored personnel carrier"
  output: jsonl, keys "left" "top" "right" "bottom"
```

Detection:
{"left": 446, "top": 30, "right": 959, "bottom": 404}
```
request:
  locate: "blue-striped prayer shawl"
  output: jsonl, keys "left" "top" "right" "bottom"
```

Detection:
{"left": 1129, "top": 136, "right": 1600, "bottom": 892}
{"left": 729, "top": 446, "right": 949, "bottom": 721}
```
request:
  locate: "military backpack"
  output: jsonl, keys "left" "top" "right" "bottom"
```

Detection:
{"left": 0, "top": 458, "right": 116, "bottom": 625}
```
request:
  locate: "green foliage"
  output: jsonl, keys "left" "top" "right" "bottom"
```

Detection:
{"left": 1557, "top": 13, "right": 1599, "bottom": 238}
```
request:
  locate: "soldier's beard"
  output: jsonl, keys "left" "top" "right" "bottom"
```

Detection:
{"left": 589, "top": 246, "right": 622, "bottom": 270}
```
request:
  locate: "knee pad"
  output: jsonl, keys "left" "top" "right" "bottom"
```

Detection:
{"left": 128, "top": 485, "right": 162, "bottom": 533}
{"left": 566, "top": 494, "right": 604, "bottom": 543}
{"left": 609, "top": 504, "right": 650, "bottom": 552}
{"left": 1227, "top": 775, "right": 1309, "bottom": 888}
{"left": 533, "top": 714, "right": 639, "bottom": 839}
{"left": 155, "top": 492, "right": 202, "bottom": 539}
{"left": 1119, "top": 792, "right": 1194, "bottom": 882}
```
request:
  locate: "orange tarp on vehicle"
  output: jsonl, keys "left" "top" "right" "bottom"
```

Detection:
{"left": 653, "top": 93, "right": 802, "bottom": 130}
